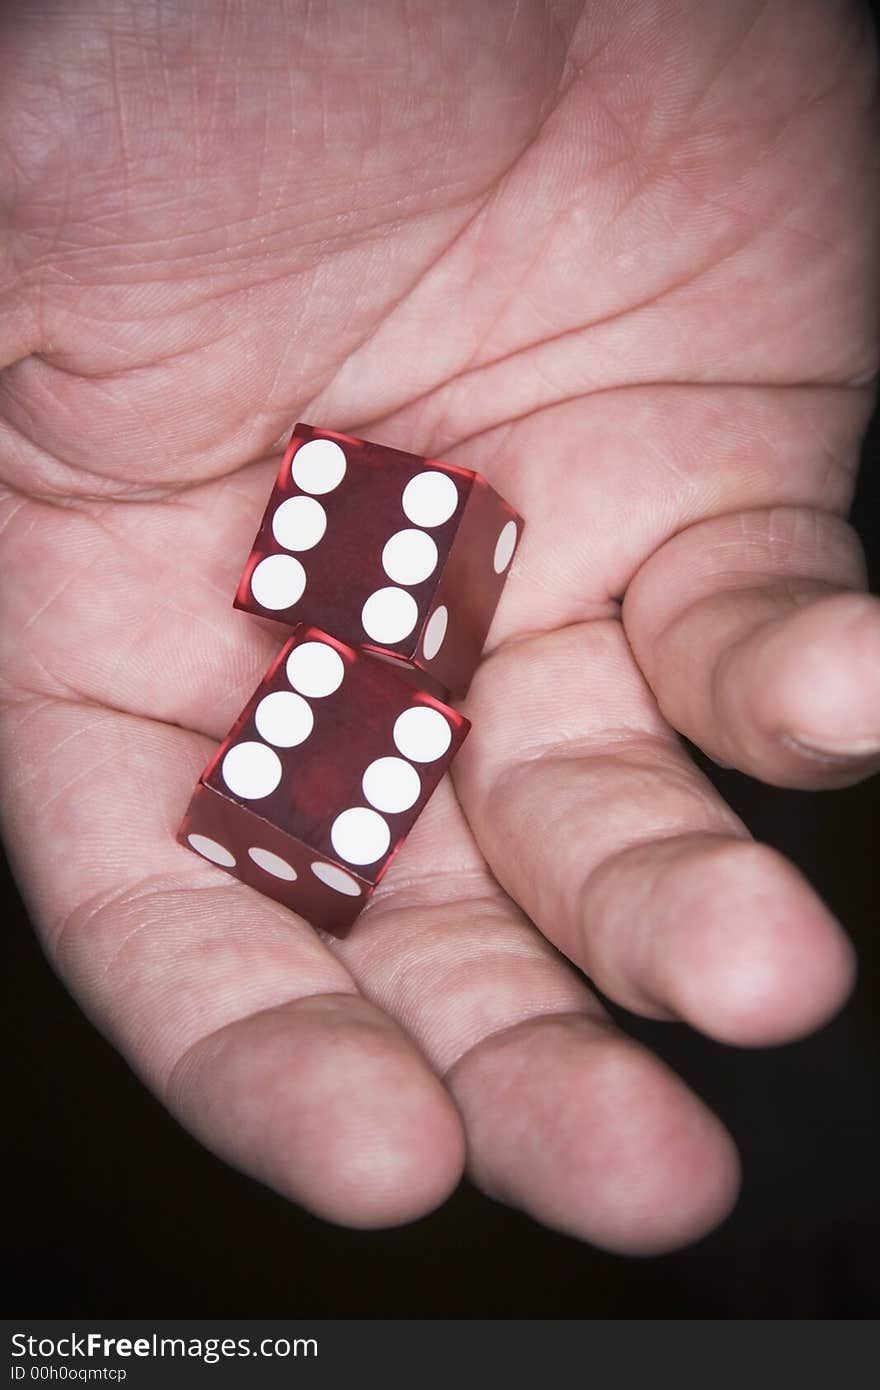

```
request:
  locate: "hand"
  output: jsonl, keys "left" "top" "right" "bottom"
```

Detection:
{"left": 1, "top": 0, "right": 876, "bottom": 1254}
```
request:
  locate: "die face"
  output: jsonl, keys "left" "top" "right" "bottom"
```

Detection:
{"left": 178, "top": 785, "right": 370, "bottom": 935}
{"left": 414, "top": 475, "right": 523, "bottom": 695}
{"left": 200, "top": 626, "right": 469, "bottom": 888}
{"left": 235, "top": 424, "right": 473, "bottom": 664}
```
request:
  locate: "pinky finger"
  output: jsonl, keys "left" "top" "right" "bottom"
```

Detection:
{"left": 625, "top": 507, "right": 880, "bottom": 787}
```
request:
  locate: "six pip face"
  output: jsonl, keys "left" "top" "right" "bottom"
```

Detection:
{"left": 234, "top": 423, "right": 523, "bottom": 697}
{"left": 179, "top": 627, "right": 471, "bottom": 934}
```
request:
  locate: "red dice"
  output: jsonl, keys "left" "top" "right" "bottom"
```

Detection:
{"left": 178, "top": 627, "right": 470, "bottom": 933}
{"left": 180, "top": 423, "right": 520, "bottom": 930}
{"left": 234, "top": 423, "right": 522, "bottom": 696}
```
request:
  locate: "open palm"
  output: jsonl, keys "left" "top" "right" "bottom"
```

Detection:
{"left": 1, "top": 0, "right": 877, "bottom": 1252}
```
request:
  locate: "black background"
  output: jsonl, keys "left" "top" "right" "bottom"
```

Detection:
{"left": 3, "top": 15, "right": 880, "bottom": 1320}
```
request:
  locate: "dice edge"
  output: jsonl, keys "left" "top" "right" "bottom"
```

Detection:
{"left": 177, "top": 781, "right": 373, "bottom": 935}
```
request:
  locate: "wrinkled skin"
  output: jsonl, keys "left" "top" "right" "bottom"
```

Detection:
{"left": 1, "top": 0, "right": 878, "bottom": 1254}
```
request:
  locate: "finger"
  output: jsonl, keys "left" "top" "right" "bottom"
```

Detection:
{"left": 3, "top": 694, "right": 740, "bottom": 1251}
{"left": 624, "top": 505, "right": 880, "bottom": 787}
{"left": 448, "top": 1011, "right": 738, "bottom": 1254}
{"left": 453, "top": 620, "right": 855, "bottom": 1046}
{"left": 0, "top": 696, "right": 465, "bottom": 1227}
{"left": 327, "top": 786, "right": 740, "bottom": 1254}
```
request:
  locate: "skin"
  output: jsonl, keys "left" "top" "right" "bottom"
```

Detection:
{"left": 0, "top": 0, "right": 877, "bottom": 1255}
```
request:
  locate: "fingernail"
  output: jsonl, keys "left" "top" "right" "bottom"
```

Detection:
{"left": 784, "top": 732, "right": 880, "bottom": 762}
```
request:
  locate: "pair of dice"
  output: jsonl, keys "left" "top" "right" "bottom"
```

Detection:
{"left": 178, "top": 423, "right": 523, "bottom": 933}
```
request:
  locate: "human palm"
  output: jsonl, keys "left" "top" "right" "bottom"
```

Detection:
{"left": 1, "top": 0, "right": 878, "bottom": 1253}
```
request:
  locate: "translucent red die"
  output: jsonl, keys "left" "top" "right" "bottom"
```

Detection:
{"left": 234, "top": 423, "right": 523, "bottom": 695}
{"left": 177, "top": 627, "right": 470, "bottom": 933}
